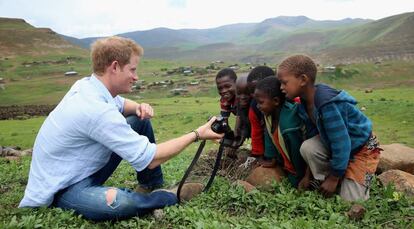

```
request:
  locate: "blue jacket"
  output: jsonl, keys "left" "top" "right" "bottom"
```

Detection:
{"left": 298, "top": 84, "right": 372, "bottom": 177}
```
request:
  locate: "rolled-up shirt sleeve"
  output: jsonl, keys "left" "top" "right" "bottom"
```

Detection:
{"left": 88, "top": 106, "right": 156, "bottom": 171}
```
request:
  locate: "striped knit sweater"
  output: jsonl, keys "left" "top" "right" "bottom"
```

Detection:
{"left": 298, "top": 84, "right": 372, "bottom": 177}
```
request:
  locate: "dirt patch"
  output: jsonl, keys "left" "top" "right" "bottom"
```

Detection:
{"left": 185, "top": 147, "right": 259, "bottom": 184}
{"left": 0, "top": 104, "right": 55, "bottom": 120}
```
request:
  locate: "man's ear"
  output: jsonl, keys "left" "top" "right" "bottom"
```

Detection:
{"left": 109, "top": 60, "right": 119, "bottom": 73}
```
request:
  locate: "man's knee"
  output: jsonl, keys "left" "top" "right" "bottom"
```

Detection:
{"left": 105, "top": 188, "right": 120, "bottom": 209}
{"left": 103, "top": 188, "right": 138, "bottom": 217}
{"left": 126, "top": 115, "right": 151, "bottom": 127}
{"left": 126, "top": 115, "right": 154, "bottom": 139}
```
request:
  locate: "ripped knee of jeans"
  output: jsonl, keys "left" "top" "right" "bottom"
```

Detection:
{"left": 106, "top": 188, "right": 120, "bottom": 209}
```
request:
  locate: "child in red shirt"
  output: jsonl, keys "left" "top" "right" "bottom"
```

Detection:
{"left": 216, "top": 68, "right": 237, "bottom": 119}
{"left": 246, "top": 66, "right": 275, "bottom": 157}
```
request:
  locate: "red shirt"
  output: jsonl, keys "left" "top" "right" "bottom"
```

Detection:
{"left": 220, "top": 96, "right": 237, "bottom": 117}
{"left": 249, "top": 107, "right": 264, "bottom": 156}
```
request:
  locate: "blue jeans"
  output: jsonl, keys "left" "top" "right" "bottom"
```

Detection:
{"left": 52, "top": 116, "right": 178, "bottom": 221}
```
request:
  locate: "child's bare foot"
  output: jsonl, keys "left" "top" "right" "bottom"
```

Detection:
{"left": 260, "top": 158, "right": 276, "bottom": 168}
{"left": 298, "top": 167, "right": 312, "bottom": 190}
{"left": 298, "top": 177, "right": 310, "bottom": 190}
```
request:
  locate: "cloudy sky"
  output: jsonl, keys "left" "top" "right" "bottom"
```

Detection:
{"left": 0, "top": 0, "right": 413, "bottom": 38}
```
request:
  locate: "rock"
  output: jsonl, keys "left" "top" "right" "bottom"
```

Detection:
{"left": 4, "top": 156, "right": 20, "bottom": 161}
{"left": 378, "top": 170, "right": 414, "bottom": 196}
{"left": 234, "top": 180, "right": 256, "bottom": 193}
{"left": 1, "top": 147, "right": 20, "bottom": 157}
{"left": 152, "top": 209, "right": 165, "bottom": 220}
{"left": 346, "top": 204, "right": 366, "bottom": 220}
{"left": 245, "top": 166, "right": 285, "bottom": 190}
{"left": 377, "top": 144, "right": 414, "bottom": 174}
{"left": 20, "top": 148, "right": 32, "bottom": 156}
{"left": 178, "top": 182, "right": 204, "bottom": 202}
{"left": 0, "top": 147, "right": 32, "bottom": 157}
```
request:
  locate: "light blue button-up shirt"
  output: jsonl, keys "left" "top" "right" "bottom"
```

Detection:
{"left": 19, "top": 75, "right": 156, "bottom": 207}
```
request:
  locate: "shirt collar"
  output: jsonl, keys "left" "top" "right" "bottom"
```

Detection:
{"left": 90, "top": 73, "right": 116, "bottom": 104}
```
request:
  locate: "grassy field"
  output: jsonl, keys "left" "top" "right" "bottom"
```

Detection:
{"left": 1, "top": 89, "right": 414, "bottom": 228}
{"left": 0, "top": 52, "right": 249, "bottom": 105}
{"left": 1, "top": 58, "right": 414, "bottom": 228}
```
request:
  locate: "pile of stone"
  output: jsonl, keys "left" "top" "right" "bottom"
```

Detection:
{"left": 376, "top": 143, "right": 414, "bottom": 197}
{"left": 230, "top": 143, "right": 414, "bottom": 197}
{"left": 0, "top": 104, "right": 55, "bottom": 120}
{"left": 0, "top": 146, "right": 32, "bottom": 160}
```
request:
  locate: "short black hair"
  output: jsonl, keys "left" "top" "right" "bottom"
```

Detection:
{"left": 216, "top": 68, "right": 237, "bottom": 81}
{"left": 247, "top": 66, "right": 275, "bottom": 83}
{"left": 255, "top": 76, "right": 285, "bottom": 102}
{"left": 278, "top": 55, "right": 317, "bottom": 83}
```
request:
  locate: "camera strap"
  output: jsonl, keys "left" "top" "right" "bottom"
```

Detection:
{"left": 177, "top": 139, "right": 225, "bottom": 203}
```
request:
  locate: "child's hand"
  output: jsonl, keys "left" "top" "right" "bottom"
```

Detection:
{"left": 231, "top": 136, "right": 244, "bottom": 149}
{"left": 319, "top": 175, "right": 340, "bottom": 198}
{"left": 297, "top": 177, "right": 310, "bottom": 190}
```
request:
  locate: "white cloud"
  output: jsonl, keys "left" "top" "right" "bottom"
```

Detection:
{"left": 0, "top": 0, "right": 413, "bottom": 38}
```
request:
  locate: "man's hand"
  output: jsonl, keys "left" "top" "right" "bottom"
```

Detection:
{"left": 319, "top": 175, "right": 340, "bottom": 198}
{"left": 196, "top": 116, "right": 224, "bottom": 141}
{"left": 136, "top": 103, "right": 154, "bottom": 119}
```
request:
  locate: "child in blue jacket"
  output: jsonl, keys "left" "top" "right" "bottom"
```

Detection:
{"left": 277, "top": 55, "right": 381, "bottom": 201}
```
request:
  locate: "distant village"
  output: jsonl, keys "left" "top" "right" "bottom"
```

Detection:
{"left": 0, "top": 55, "right": 383, "bottom": 96}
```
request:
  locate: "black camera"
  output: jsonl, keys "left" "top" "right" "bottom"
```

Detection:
{"left": 211, "top": 115, "right": 231, "bottom": 134}
{"left": 210, "top": 115, "right": 235, "bottom": 147}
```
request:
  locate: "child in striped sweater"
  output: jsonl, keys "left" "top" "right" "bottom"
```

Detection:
{"left": 277, "top": 55, "right": 381, "bottom": 201}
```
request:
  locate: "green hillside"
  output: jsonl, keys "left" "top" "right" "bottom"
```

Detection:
{"left": 253, "top": 12, "right": 414, "bottom": 63}
{"left": 129, "top": 12, "right": 414, "bottom": 64}
{"left": 0, "top": 18, "right": 87, "bottom": 57}
{"left": 1, "top": 14, "right": 413, "bottom": 106}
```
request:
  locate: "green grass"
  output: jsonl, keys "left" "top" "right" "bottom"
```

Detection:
{"left": 1, "top": 55, "right": 414, "bottom": 227}
{"left": 351, "top": 88, "right": 414, "bottom": 146}
{"left": 0, "top": 117, "right": 44, "bottom": 148}
{"left": 1, "top": 91, "right": 414, "bottom": 228}
{"left": 2, "top": 56, "right": 413, "bottom": 106}
{"left": 0, "top": 53, "right": 242, "bottom": 105}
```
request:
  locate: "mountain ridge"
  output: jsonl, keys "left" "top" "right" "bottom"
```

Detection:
{"left": 0, "top": 17, "right": 86, "bottom": 57}
{"left": 1, "top": 12, "right": 413, "bottom": 64}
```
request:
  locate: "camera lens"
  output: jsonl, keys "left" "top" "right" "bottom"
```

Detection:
{"left": 211, "top": 115, "right": 230, "bottom": 134}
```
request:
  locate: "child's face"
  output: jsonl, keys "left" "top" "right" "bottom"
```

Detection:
{"left": 247, "top": 80, "right": 257, "bottom": 98}
{"left": 216, "top": 75, "right": 236, "bottom": 101}
{"left": 236, "top": 80, "right": 251, "bottom": 108}
{"left": 277, "top": 69, "right": 303, "bottom": 100}
{"left": 254, "top": 89, "right": 280, "bottom": 116}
